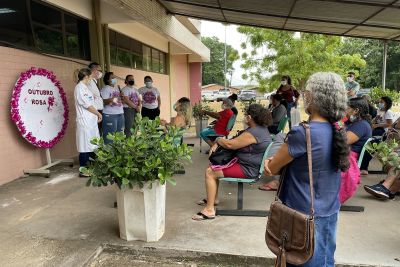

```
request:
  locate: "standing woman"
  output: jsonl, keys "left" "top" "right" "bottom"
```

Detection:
{"left": 121, "top": 75, "right": 141, "bottom": 137}
{"left": 276, "top": 75, "right": 300, "bottom": 129}
{"left": 265, "top": 72, "right": 349, "bottom": 266}
{"left": 139, "top": 76, "right": 161, "bottom": 120}
{"left": 74, "top": 68, "right": 102, "bottom": 177}
{"left": 101, "top": 72, "right": 124, "bottom": 144}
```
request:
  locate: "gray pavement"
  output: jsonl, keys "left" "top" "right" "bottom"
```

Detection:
{"left": 0, "top": 137, "right": 399, "bottom": 267}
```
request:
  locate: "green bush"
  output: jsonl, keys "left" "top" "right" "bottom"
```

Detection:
{"left": 366, "top": 140, "right": 400, "bottom": 172}
{"left": 82, "top": 115, "right": 192, "bottom": 189}
{"left": 192, "top": 102, "right": 214, "bottom": 120}
{"left": 369, "top": 87, "right": 400, "bottom": 104}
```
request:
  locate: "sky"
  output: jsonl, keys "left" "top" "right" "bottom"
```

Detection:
{"left": 200, "top": 20, "right": 250, "bottom": 86}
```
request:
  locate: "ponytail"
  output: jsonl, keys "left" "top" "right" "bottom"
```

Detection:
{"left": 331, "top": 121, "right": 350, "bottom": 172}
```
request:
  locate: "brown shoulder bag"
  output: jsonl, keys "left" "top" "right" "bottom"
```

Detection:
{"left": 265, "top": 123, "right": 315, "bottom": 267}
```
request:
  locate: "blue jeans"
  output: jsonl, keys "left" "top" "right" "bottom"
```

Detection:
{"left": 287, "top": 212, "right": 338, "bottom": 267}
{"left": 199, "top": 128, "right": 216, "bottom": 141}
{"left": 102, "top": 113, "right": 125, "bottom": 144}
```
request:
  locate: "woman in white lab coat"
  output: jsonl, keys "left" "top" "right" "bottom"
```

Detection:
{"left": 74, "top": 68, "right": 103, "bottom": 177}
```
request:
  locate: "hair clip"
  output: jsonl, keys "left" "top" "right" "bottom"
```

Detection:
{"left": 333, "top": 121, "right": 344, "bottom": 131}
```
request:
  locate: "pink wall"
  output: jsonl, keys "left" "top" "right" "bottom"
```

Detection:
{"left": 189, "top": 62, "right": 201, "bottom": 103}
{"left": 111, "top": 65, "right": 170, "bottom": 119}
{"left": 170, "top": 55, "right": 190, "bottom": 108}
{"left": 0, "top": 47, "right": 88, "bottom": 185}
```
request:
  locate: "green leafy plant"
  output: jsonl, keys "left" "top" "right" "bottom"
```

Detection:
{"left": 82, "top": 115, "right": 192, "bottom": 189}
{"left": 369, "top": 87, "right": 400, "bottom": 104}
{"left": 192, "top": 102, "right": 214, "bottom": 120}
{"left": 366, "top": 140, "right": 400, "bottom": 172}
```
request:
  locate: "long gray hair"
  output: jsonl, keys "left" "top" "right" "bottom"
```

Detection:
{"left": 306, "top": 72, "right": 349, "bottom": 171}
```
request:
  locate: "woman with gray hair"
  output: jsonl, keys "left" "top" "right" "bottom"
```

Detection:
{"left": 264, "top": 72, "right": 349, "bottom": 266}
{"left": 199, "top": 98, "right": 235, "bottom": 147}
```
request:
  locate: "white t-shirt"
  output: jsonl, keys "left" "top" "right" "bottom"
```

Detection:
{"left": 87, "top": 79, "right": 103, "bottom": 111}
{"left": 121, "top": 86, "right": 140, "bottom": 109}
{"left": 101, "top": 85, "right": 124, "bottom": 115}
{"left": 376, "top": 110, "right": 394, "bottom": 131}
{"left": 74, "top": 81, "right": 98, "bottom": 128}
{"left": 138, "top": 86, "right": 160, "bottom": 109}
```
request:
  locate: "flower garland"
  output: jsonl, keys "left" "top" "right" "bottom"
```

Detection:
{"left": 10, "top": 67, "right": 69, "bottom": 148}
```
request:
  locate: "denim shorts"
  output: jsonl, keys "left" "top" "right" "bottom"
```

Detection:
{"left": 287, "top": 212, "right": 338, "bottom": 267}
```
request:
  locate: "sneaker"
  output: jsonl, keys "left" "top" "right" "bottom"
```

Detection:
{"left": 364, "top": 184, "right": 391, "bottom": 199}
{"left": 79, "top": 172, "right": 91, "bottom": 178}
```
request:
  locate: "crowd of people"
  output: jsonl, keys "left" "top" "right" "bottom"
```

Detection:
{"left": 74, "top": 64, "right": 398, "bottom": 266}
{"left": 73, "top": 62, "right": 192, "bottom": 177}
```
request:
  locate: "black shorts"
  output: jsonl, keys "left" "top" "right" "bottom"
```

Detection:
{"left": 141, "top": 106, "right": 160, "bottom": 120}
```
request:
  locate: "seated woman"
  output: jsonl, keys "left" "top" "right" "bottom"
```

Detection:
{"left": 268, "top": 94, "right": 287, "bottom": 134}
{"left": 161, "top": 97, "right": 192, "bottom": 128}
{"left": 340, "top": 97, "right": 372, "bottom": 203}
{"left": 192, "top": 104, "right": 272, "bottom": 220}
{"left": 360, "top": 96, "right": 394, "bottom": 175}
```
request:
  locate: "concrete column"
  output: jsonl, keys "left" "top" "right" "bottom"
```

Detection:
{"left": 189, "top": 62, "right": 202, "bottom": 103}
{"left": 103, "top": 24, "right": 111, "bottom": 72}
{"left": 382, "top": 40, "right": 388, "bottom": 91}
{"left": 93, "top": 0, "right": 105, "bottom": 71}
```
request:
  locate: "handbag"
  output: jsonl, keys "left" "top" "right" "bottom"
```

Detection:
{"left": 209, "top": 146, "right": 236, "bottom": 166}
{"left": 265, "top": 123, "right": 315, "bottom": 267}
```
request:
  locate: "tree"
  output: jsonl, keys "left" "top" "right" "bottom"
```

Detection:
{"left": 237, "top": 27, "right": 366, "bottom": 92}
{"left": 201, "top": 36, "right": 239, "bottom": 86}
{"left": 341, "top": 38, "right": 400, "bottom": 90}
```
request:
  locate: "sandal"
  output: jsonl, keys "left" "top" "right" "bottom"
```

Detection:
{"left": 196, "top": 198, "right": 219, "bottom": 206}
{"left": 258, "top": 180, "right": 279, "bottom": 191}
{"left": 192, "top": 212, "right": 215, "bottom": 221}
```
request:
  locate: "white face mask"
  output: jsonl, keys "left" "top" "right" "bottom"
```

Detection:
{"left": 281, "top": 80, "right": 287, "bottom": 86}
{"left": 349, "top": 115, "right": 357, "bottom": 122}
{"left": 347, "top": 76, "right": 354, "bottom": 82}
{"left": 145, "top": 81, "right": 153, "bottom": 88}
{"left": 97, "top": 71, "right": 103, "bottom": 80}
{"left": 111, "top": 78, "right": 117, "bottom": 85}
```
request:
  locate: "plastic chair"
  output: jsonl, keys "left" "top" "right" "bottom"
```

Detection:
{"left": 277, "top": 116, "right": 289, "bottom": 133}
{"left": 216, "top": 142, "right": 274, "bottom": 217}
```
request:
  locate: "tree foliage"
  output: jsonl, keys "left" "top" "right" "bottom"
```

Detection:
{"left": 237, "top": 27, "right": 366, "bottom": 91}
{"left": 341, "top": 38, "right": 400, "bottom": 90}
{"left": 201, "top": 36, "right": 239, "bottom": 86}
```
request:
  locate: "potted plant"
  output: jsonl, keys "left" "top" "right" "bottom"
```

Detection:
{"left": 82, "top": 115, "right": 192, "bottom": 242}
{"left": 192, "top": 102, "right": 213, "bottom": 137}
{"left": 366, "top": 139, "right": 400, "bottom": 175}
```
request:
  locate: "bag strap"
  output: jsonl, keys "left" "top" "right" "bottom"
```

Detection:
{"left": 275, "top": 122, "right": 314, "bottom": 217}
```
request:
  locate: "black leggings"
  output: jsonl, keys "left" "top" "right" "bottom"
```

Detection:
{"left": 141, "top": 107, "right": 160, "bottom": 120}
{"left": 79, "top": 152, "right": 96, "bottom": 167}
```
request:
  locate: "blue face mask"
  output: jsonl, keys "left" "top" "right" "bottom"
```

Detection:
{"left": 378, "top": 103, "right": 385, "bottom": 110}
{"left": 111, "top": 78, "right": 117, "bottom": 85}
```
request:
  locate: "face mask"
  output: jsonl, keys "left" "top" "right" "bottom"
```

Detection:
{"left": 349, "top": 115, "right": 357, "bottom": 122}
{"left": 221, "top": 104, "right": 226, "bottom": 109}
{"left": 128, "top": 80, "right": 135, "bottom": 86}
{"left": 145, "top": 81, "right": 152, "bottom": 88}
{"left": 281, "top": 80, "right": 287, "bottom": 86}
{"left": 347, "top": 76, "right": 354, "bottom": 82}
{"left": 111, "top": 78, "right": 117, "bottom": 85}
{"left": 173, "top": 103, "right": 177, "bottom": 111}
{"left": 97, "top": 71, "right": 103, "bottom": 80}
{"left": 378, "top": 103, "right": 385, "bottom": 110}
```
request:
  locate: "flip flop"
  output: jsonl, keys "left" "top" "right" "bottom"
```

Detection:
{"left": 196, "top": 198, "right": 219, "bottom": 206}
{"left": 258, "top": 183, "right": 278, "bottom": 191}
{"left": 192, "top": 212, "right": 215, "bottom": 221}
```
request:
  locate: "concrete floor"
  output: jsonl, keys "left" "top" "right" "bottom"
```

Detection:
{"left": 0, "top": 137, "right": 399, "bottom": 267}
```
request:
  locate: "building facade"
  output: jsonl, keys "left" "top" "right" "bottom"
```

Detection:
{"left": 0, "top": 0, "right": 209, "bottom": 185}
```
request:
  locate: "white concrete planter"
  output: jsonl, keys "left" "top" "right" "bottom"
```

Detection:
{"left": 116, "top": 181, "right": 166, "bottom": 242}
{"left": 195, "top": 118, "right": 209, "bottom": 137}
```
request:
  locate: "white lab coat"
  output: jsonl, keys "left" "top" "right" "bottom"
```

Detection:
{"left": 87, "top": 78, "right": 104, "bottom": 110}
{"left": 74, "top": 81, "right": 100, "bottom": 153}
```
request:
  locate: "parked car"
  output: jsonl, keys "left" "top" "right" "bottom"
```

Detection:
{"left": 201, "top": 91, "right": 216, "bottom": 102}
{"left": 216, "top": 88, "right": 231, "bottom": 101}
{"left": 264, "top": 92, "right": 274, "bottom": 100}
{"left": 239, "top": 90, "right": 256, "bottom": 101}
{"left": 357, "top": 88, "right": 371, "bottom": 98}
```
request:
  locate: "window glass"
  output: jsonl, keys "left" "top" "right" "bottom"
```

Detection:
{"left": 0, "top": 1, "right": 34, "bottom": 48}
{"left": 131, "top": 39, "right": 142, "bottom": 69}
{"left": 64, "top": 14, "right": 78, "bottom": 35}
{"left": 31, "top": 1, "right": 61, "bottom": 30}
{"left": 66, "top": 34, "right": 79, "bottom": 58}
{"left": 117, "top": 48, "right": 132, "bottom": 68}
{"left": 159, "top": 52, "right": 166, "bottom": 74}
{"left": 76, "top": 19, "right": 90, "bottom": 59}
{"left": 151, "top": 49, "right": 160, "bottom": 73}
{"left": 143, "top": 45, "right": 151, "bottom": 71}
{"left": 110, "top": 46, "right": 117, "bottom": 65}
{"left": 33, "top": 25, "right": 63, "bottom": 54}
